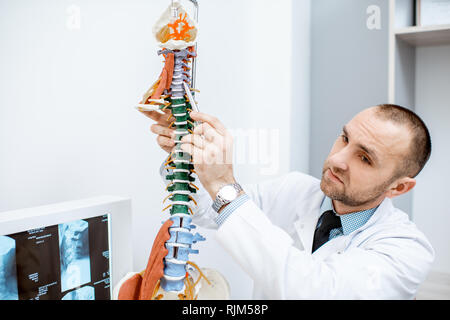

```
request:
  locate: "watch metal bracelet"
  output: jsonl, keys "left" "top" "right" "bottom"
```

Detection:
{"left": 212, "top": 183, "right": 243, "bottom": 213}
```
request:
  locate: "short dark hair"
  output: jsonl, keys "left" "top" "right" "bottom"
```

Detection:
{"left": 374, "top": 104, "right": 432, "bottom": 178}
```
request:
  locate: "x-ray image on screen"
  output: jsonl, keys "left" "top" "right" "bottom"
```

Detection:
{"left": 58, "top": 220, "right": 91, "bottom": 292}
{"left": 61, "top": 285, "right": 94, "bottom": 300}
{"left": 2, "top": 215, "right": 110, "bottom": 300}
{"left": 0, "top": 236, "right": 19, "bottom": 300}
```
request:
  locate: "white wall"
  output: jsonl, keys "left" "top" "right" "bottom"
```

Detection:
{"left": 413, "top": 44, "right": 450, "bottom": 274}
{"left": 0, "top": 0, "right": 310, "bottom": 299}
{"left": 291, "top": 0, "right": 311, "bottom": 173}
{"left": 309, "top": 0, "right": 390, "bottom": 179}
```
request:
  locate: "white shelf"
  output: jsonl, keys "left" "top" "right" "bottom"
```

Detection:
{"left": 395, "top": 24, "right": 450, "bottom": 46}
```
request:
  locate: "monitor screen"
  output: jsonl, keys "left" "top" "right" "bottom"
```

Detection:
{"left": 0, "top": 214, "right": 111, "bottom": 300}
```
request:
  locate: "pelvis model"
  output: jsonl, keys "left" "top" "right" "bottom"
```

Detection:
{"left": 113, "top": 0, "right": 229, "bottom": 300}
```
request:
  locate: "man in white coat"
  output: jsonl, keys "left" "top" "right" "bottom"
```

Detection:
{"left": 145, "top": 104, "right": 434, "bottom": 299}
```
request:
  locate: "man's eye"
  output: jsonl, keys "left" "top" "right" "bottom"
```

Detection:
{"left": 361, "top": 155, "right": 371, "bottom": 164}
{"left": 341, "top": 135, "right": 348, "bottom": 143}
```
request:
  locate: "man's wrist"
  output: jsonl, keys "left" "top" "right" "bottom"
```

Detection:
{"left": 207, "top": 178, "right": 237, "bottom": 200}
{"left": 218, "top": 190, "right": 245, "bottom": 213}
{"left": 214, "top": 193, "right": 250, "bottom": 227}
{"left": 211, "top": 181, "right": 243, "bottom": 213}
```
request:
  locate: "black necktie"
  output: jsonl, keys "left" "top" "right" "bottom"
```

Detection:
{"left": 312, "top": 210, "right": 342, "bottom": 253}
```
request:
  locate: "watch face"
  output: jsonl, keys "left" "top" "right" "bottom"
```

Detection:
{"left": 220, "top": 185, "right": 237, "bottom": 201}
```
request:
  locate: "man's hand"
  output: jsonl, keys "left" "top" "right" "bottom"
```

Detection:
{"left": 180, "top": 111, "right": 236, "bottom": 200}
{"left": 140, "top": 109, "right": 176, "bottom": 154}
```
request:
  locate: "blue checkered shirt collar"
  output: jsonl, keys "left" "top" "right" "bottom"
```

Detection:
{"left": 320, "top": 196, "right": 379, "bottom": 236}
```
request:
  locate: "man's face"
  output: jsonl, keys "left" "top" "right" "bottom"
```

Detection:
{"left": 320, "top": 108, "right": 411, "bottom": 208}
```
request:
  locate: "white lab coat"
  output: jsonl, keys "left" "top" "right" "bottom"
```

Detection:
{"left": 162, "top": 167, "right": 434, "bottom": 299}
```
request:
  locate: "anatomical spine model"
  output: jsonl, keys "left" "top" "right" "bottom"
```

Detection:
{"left": 115, "top": 1, "right": 229, "bottom": 300}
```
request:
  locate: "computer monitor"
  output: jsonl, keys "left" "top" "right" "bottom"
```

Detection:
{"left": 0, "top": 196, "right": 132, "bottom": 300}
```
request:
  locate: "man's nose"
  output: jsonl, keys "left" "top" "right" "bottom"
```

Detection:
{"left": 329, "top": 149, "right": 349, "bottom": 172}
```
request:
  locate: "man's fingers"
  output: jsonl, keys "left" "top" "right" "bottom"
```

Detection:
{"left": 193, "top": 122, "right": 223, "bottom": 143}
{"left": 151, "top": 124, "right": 175, "bottom": 139}
{"left": 180, "top": 143, "right": 198, "bottom": 158}
{"left": 181, "top": 142, "right": 224, "bottom": 165}
{"left": 190, "top": 112, "right": 227, "bottom": 136}
{"left": 181, "top": 134, "right": 207, "bottom": 150}
{"left": 180, "top": 143, "right": 208, "bottom": 164}
{"left": 157, "top": 135, "right": 175, "bottom": 148}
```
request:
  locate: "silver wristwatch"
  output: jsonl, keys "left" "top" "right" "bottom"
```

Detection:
{"left": 212, "top": 183, "right": 243, "bottom": 213}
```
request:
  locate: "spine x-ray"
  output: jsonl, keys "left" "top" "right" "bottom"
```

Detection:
{"left": 0, "top": 215, "right": 110, "bottom": 300}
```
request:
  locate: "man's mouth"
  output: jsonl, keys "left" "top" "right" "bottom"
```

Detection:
{"left": 326, "top": 168, "right": 343, "bottom": 184}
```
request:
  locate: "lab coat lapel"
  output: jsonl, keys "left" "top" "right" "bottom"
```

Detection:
{"left": 311, "top": 235, "right": 348, "bottom": 260}
{"left": 357, "top": 197, "right": 393, "bottom": 231}
{"left": 294, "top": 192, "right": 393, "bottom": 256}
{"left": 294, "top": 192, "right": 325, "bottom": 253}
{"left": 312, "top": 197, "right": 394, "bottom": 259}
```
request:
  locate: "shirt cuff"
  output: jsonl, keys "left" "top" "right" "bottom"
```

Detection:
{"left": 214, "top": 193, "right": 250, "bottom": 227}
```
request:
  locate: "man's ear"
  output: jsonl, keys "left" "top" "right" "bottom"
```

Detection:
{"left": 386, "top": 177, "right": 416, "bottom": 198}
